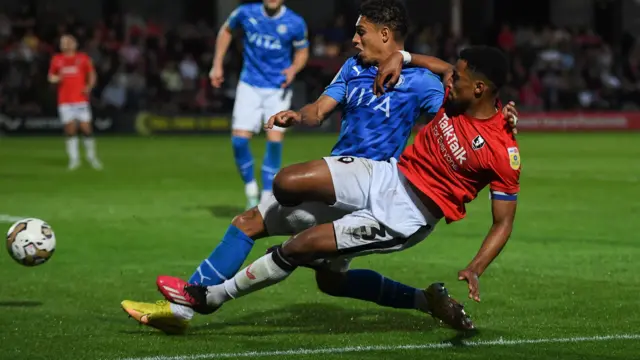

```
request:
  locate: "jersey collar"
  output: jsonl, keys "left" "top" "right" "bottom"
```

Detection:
{"left": 262, "top": 5, "right": 287, "bottom": 19}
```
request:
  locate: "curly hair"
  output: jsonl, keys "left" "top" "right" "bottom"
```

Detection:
{"left": 459, "top": 46, "right": 509, "bottom": 93}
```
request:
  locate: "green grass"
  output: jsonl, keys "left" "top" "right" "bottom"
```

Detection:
{"left": 0, "top": 133, "right": 639, "bottom": 360}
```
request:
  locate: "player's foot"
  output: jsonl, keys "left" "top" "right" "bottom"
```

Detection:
{"left": 419, "top": 282, "right": 474, "bottom": 331}
{"left": 120, "top": 300, "right": 188, "bottom": 335}
{"left": 87, "top": 157, "right": 103, "bottom": 170}
{"left": 68, "top": 159, "right": 80, "bottom": 171}
{"left": 156, "top": 275, "right": 219, "bottom": 315}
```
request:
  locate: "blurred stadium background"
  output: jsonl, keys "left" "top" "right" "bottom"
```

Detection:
{"left": 0, "top": 0, "right": 639, "bottom": 134}
{"left": 1, "top": 1, "right": 640, "bottom": 360}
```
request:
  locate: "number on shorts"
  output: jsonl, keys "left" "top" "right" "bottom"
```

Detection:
{"left": 359, "top": 224, "right": 387, "bottom": 241}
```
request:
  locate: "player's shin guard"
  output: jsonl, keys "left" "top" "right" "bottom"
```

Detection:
{"left": 231, "top": 136, "right": 255, "bottom": 184}
{"left": 189, "top": 225, "right": 255, "bottom": 286}
{"left": 261, "top": 141, "right": 282, "bottom": 195}
{"left": 206, "top": 248, "right": 296, "bottom": 306}
{"left": 332, "top": 269, "right": 419, "bottom": 309}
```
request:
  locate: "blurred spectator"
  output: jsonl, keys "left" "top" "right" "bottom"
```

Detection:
{"left": 0, "top": 6, "right": 637, "bottom": 117}
{"left": 101, "top": 72, "right": 127, "bottom": 110}
{"left": 161, "top": 61, "right": 183, "bottom": 93}
{"left": 179, "top": 53, "right": 199, "bottom": 90}
{"left": 497, "top": 24, "right": 515, "bottom": 53}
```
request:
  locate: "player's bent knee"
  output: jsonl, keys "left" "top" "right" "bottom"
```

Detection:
{"left": 315, "top": 270, "right": 347, "bottom": 296}
{"left": 273, "top": 160, "right": 335, "bottom": 207}
{"left": 231, "top": 208, "right": 267, "bottom": 240}
{"left": 273, "top": 168, "right": 300, "bottom": 206}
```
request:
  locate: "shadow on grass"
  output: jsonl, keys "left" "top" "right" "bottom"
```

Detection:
{"left": 185, "top": 205, "right": 244, "bottom": 219}
{"left": 189, "top": 302, "right": 442, "bottom": 336}
{"left": 0, "top": 301, "right": 43, "bottom": 307}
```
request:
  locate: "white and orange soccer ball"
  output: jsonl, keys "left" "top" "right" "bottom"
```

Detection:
{"left": 6, "top": 218, "right": 56, "bottom": 266}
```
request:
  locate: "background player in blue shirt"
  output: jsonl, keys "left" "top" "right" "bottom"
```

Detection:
{"left": 121, "top": 0, "right": 518, "bottom": 334}
{"left": 210, "top": 0, "right": 309, "bottom": 209}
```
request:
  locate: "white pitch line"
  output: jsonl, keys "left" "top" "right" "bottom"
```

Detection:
{"left": 0, "top": 214, "right": 27, "bottom": 223}
{"left": 119, "top": 334, "right": 640, "bottom": 360}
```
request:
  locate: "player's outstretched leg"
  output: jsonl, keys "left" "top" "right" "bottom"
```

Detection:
{"left": 231, "top": 132, "right": 259, "bottom": 209}
{"left": 260, "top": 130, "right": 283, "bottom": 203}
{"left": 64, "top": 121, "right": 80, "bottom": 170}
{"left": 79, "top": 120, "right": 102, "bottom": 170}
{"left": 315, "top": 269, "right": 474, "bottom": 331}
{"left": 123, "top": 207, "right": 269, "bottom": 332}
{"left": 163, "top": 222, "right": 339, "bottom": 311}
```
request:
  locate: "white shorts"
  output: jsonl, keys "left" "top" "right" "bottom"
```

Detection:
{"left": 257, "top": 156, "right": 440, "bottom": 272}
{"left": 232, "top": 81, "right": 292, "bottom": 133}
{"left": 58, "top": 102, "right": 92, "bottom": 124}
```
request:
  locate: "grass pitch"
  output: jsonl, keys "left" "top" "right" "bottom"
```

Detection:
{"left": 0, "top": 133, "right": 639, "bottom": 360}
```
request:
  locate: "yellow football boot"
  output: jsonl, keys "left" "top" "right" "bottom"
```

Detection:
{"left": 121, "top": 300, "right": 189, "bottom": 335}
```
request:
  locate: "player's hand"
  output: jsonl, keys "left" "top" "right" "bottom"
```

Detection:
{"left": 82, "top": 86, "right": 93, "bottom": 95}
{"left": 502, "top": 101, "right": 519, "bottom": 135}
{"left": 458, "top": 268, "right": 481, "bottom": 302}
{"left": 265, "top": 110, "right": 301, "bottom": 130}
{"left": 281, "top": 67, "right": 296, "bottom": 88}
{"left": 374, "top": 51, "right": 404, "bottom": 96}
{"left": 48, "top": 74, "right": 60, "bottom": 84}
{"left": 209, "top": 66, "right": 224, "bottom": 88}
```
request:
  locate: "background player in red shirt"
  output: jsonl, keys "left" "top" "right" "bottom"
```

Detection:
{"left": 156, "top": 46, "right": 519, "bottom": 330}
{"left": 48, "top": 34, "right": 102, "bottom": 170}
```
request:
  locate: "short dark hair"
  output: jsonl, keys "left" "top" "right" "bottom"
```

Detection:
{"left": 459, "top": 46, "right": 509, "bottom": 93}
{"left": 359, "top": 0, "right": 409, "bottom": 40}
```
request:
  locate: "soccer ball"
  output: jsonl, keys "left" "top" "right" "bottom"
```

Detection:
{"left": 6, "top": 218, "right": 56, "bottom": 266}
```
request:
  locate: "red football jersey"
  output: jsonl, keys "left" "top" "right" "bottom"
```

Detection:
{"left": 398, "top": 100, "right": 521, "bottom": 224}
{"left": 48, "top": 52, "right": 94, "bottom": 105}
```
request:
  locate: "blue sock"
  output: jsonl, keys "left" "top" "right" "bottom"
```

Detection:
{"left": 189, "top": 225, "right": 255, "bottom": 286}
{"left": 334, "top": 269, "right": 419, "bottom": 309}
{"left": 231, "top": 136, "right": 255, "bottom": 184}
{"left": 261, "top": 141, "right": 282, "bottom": 192}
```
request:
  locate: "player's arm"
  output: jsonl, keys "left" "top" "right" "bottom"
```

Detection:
{"left": 375, "top": 51, "right": 521, "bottom": 131}
{"left": 265, "top": 95, "right": 338, "bottom": 129}
{"left": 281, "top": 21, "right": 310, "bottom": 88}
{"left": 210, "top": 7, "right": 244, "bottom": 88}
{"left": 458, "top": 197, "right": 517, "bottom": 302}
{"left": 280, "top": 47, "right": 309, "bottom": 89}
{"left": 48, "top": 58, "right": 60, "bottom": 84}
{"left": 374, "top": 51, "right": 452, "bottom": 96}
{"left": 85, "top": 58, "right": 97, "bottom": 93}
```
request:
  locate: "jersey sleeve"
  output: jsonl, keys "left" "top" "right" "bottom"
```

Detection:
{"left": 48, "top": 56, "right": 60, "bottom": 75}
{"left": 489, "top": 146, "right": 521, "bottom": 201}
{"left": 225, "top": 5, "right": 246, "bottom": 30}
{"left": 292, "top": 19, "right": 309, "bottom": 49}
{"left": 321, "top": 58, "right": 353, "bottom": 104}
{"left": 418, "top": 70, "right": 445, "bottom": 114}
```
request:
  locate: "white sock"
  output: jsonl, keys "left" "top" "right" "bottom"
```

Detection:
{"left": 66, "top": 136, "right": 79, "bottom": 163}
{"left": 169, "top": 303, "right": 195, "bottom": 320}
{"left": 206, "top": 251, "right": 294, "bottom": 307}
{"left": 245, "top": 180, "right": 259, "bottom": 199}
{"left": 83, "top": 136, "right": 97, "bottom": 160}
{"left": 261, "top": 190, "right": 273, "bottom": 202}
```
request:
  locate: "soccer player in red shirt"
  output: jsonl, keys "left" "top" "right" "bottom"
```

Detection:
{"left": 155, "top": 46, "right": 519, "bottom": 330}
{"left": 48, "top": 34, "right": 102, "bottom": 170}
